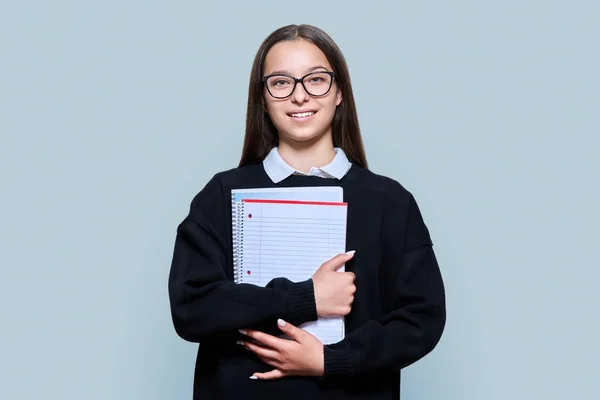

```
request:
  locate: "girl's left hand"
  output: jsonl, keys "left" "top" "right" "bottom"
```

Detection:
{"left": 238, "top": 319, "right": 324, "bottom": 380}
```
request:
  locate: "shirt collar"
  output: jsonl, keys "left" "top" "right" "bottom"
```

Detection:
{"left": 263, "top": 147, "right": 352, "bottom": 183}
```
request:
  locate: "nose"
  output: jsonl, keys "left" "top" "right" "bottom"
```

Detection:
{"left": 290, "top": 81, "right": 310, "bottom": 104}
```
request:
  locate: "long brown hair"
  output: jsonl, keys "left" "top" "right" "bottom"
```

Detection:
{"left": 238, "top": 24, "right": 368, "bottom": 168}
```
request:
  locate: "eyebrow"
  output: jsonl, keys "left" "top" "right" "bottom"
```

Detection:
{"left": 266, "top": 65, "right": 330, "bottom": 76}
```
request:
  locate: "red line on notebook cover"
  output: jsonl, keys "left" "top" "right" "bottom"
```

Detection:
{"left": 242, "top": 199, "right": 347, "bottom": 206}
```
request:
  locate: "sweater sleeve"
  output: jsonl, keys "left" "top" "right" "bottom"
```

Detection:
{"left": 323, "top": 192, "right": 446, "bottom": 377}
{"left": 168, "top": 174, "right": 318, "bottom": 343}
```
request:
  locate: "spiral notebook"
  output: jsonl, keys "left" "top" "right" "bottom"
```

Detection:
{"left": 231, "top": 187, "right": 347, "bottom": 344}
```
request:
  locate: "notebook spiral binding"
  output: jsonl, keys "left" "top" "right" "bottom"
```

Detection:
{"left": 231, "top": 195, "right": 244, "bottom": 283}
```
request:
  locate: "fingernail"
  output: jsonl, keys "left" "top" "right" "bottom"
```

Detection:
{"left": 346, "top": 250, "right": 356, "bottom": 255}
{"left": 277, "top": 319, "right": 286, "bottom": 327}
{"left": 238, "top": 329, "right": 247, "bottom": 335}
{"left": 237, "top": 341, "right": 250, "bottom": 351}
{"left": 249, "top": 375, "right": 258, "bottom": 380}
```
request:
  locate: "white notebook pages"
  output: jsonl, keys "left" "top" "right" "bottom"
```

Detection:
{"left": 231, "top": 187, "right": 347, "bottom": 345}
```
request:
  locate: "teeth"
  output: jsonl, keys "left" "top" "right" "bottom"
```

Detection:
{"left": 290, "top": 111, "right": 314, "bottom": 117}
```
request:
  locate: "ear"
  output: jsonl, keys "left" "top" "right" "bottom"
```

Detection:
{"left": 335, "top": 86, "right": 342, "bottom": 106}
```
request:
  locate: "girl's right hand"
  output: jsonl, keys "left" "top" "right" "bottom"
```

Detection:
{"left": 311, "top": 251, "right": 356, "bottom": 317}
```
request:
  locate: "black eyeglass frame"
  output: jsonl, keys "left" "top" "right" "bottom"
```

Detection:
{"left": 262, "top": 71, "right": 336, "bottom": 99}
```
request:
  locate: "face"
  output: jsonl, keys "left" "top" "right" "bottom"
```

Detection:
{"left": 262, "top": 39, "right": 342, "bottom": 145}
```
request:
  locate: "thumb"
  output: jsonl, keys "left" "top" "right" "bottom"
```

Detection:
{"left": 276, "top": 319, "right": 305, "bottom": 341}
{"left": 321, "top": 251, "right": 355, "bottom": 272}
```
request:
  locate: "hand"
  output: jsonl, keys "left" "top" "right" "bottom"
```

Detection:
{"left": 312, "top": 251, "right": 356, "bottom": 317}
{"left": 238, "top": 319, "right": 324, "bottom": 380}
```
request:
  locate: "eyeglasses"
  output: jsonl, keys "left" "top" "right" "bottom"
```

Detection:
{"left": 263, "top": 71, "right": 335, "bottom": 99}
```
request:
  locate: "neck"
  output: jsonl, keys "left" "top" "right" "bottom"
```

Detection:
{"left": 278, "top": 132, "right": 336, "bottom": 174}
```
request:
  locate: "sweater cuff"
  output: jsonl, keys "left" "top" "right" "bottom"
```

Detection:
{"left": 324, "top": 344, "right": 354, "bottom": 377}
{"left": 285, "top": 279, "right": 318, "bottom": 325}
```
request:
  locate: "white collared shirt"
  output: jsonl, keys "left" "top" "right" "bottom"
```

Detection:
{"left": 262, "top": 147, "right": 352, "bottom": 184}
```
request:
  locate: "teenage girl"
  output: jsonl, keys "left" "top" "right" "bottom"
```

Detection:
{"left": 168, "top": 24, "right": 446, "bottom": 400}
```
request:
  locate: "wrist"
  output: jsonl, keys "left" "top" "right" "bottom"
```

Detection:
{"left": 318, "top": 347, "right": 325, "bottom": 376}
{"left": 313, "top": 343, "right": 325, "bottom": 377}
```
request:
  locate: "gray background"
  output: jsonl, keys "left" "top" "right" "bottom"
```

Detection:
{"left": 1, "top": 1, "right": 598, "bottom": 399}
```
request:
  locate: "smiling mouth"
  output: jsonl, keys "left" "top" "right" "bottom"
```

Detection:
{"left": 287, "top": 110, "right": 317, "bottom": 118}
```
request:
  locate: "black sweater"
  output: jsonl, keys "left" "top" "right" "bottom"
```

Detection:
{"left": 168, "top": 163, "right": 446, "bottom": 399}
